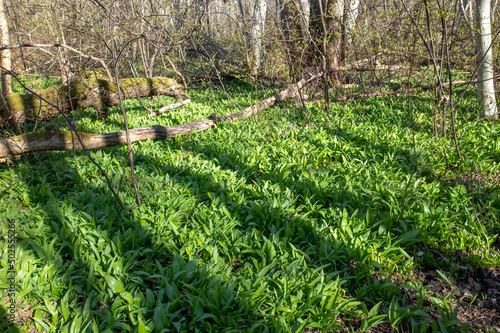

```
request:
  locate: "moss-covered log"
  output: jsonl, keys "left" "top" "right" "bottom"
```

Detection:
{"left": 0, "top": 77, "right": 188, "bottom": 126}
{"left": 0, "top": 72, "right": 321, "bottom": 161}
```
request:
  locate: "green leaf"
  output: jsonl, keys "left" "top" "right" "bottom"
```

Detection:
{"left": 103, "top": 274, "right": 126, "bottom": 294}
{"left": 92, "top": 319, "right": 100, "bottom": 333}
{"left": 60, "top": 299, "right": 70, "bottom": 322}
{"left": 120, "top": 291, "right": 134, "bottom": 304}
{"left": 369, "top": 302, "right": 383, "bottom": 317}
{"left": 365, "top": 207, "right": 373, "bottom": 224}
{"left": 397, "top": 229, "right": 420, "bottom": 243}
{"left": 436, "top": 270, "right": 451, "bottom": 285}
{"left": 154, "top": 306, "right": 165, "bottom": 330}
{"left": 138, "top": 317, "right": 148, "bottom": 333}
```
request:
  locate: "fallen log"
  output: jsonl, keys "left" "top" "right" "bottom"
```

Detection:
{"left": 149, "top": 99, "right": 191, "bottom": 117}
{"left": 0, "top": 73, "right": 321, "bottom": 160}
{"left": 1, "top": 77, "right": 188, "bottom": 126}
{"left": 335, "top": 64, "right": 411, "bottom": 72}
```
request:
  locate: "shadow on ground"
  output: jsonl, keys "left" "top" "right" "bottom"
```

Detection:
{"left": 1, "top": 89, "right": 499, "bottom": 332}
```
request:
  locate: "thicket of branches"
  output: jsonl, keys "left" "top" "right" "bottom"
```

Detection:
{"left": 1, "top": 1, "right": 497, "bottom": 82}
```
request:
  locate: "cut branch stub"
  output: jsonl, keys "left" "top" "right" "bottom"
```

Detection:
{"left": 1, "top": 77, "right": 187, "bottom": 127}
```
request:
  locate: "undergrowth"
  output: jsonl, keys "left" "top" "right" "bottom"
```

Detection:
{"left": 1, "top": 79, "right": 499, "bottom": 332}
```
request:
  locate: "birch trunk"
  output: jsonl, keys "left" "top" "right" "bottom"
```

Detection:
{"left": 344, "top": 0, "right": 360, "bottom": 44}
{"left": 251, "top": 0, "right": 268, "bottom": 75}
{"left": 341, "top": 0, "right": 359, "bottom": 62}
{"left": 0, "top": 0, "right": 11, "bottom": 95}
{"left": 475, "top": 0, "right": 498, "bottom": 119}
{"left": 298, "top": 0, "right": 310, "bottom": 30}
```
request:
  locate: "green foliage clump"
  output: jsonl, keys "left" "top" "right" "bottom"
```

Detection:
{"left": 0, "top": 79, "right": 498, "bottom": 332}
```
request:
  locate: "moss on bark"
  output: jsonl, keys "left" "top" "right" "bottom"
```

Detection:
{"left": 1, "top": 77, "right": 187, "bottom": 127}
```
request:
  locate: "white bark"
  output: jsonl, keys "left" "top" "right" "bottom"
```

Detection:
{"left": 0, "top": 0, "right": 11, "bottom": 95}
{"left": 335, "top": 0, "right": 344, "bottom": 17}
{"left": 251, "top": 0, "right": 268, "bottom": 74}
{"left": 475, "top": 0, "right": 498, "bottom": 118}
{"left": 298, "top": 0, "right": 310, "bottom": 31}
{"left": 344, "top": 0, "right": 360, "bottom": 44}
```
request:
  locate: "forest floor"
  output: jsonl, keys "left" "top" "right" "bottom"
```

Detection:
{"left": 1, "top": 77, "right": 499, "bottom": 332}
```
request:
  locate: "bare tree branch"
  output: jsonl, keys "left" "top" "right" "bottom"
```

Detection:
{"left": 0, "top": 43, "right": 113, "bottom": 81}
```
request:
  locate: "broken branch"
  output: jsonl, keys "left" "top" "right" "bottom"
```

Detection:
{"left": 0, "top": 73, "right": 321, "bottom": 160}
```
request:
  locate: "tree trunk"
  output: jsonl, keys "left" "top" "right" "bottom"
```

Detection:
{"left": 310, "top": 0, "right": 343, "bottom": 74}
{"left": 281, "top": 0, "right": 310, "bottom": 77}
{"left": 1, "top": 77, "right": 187, "bottom": 127}
{"left": 251, "top": 0, "right": 268, "bottom": 75}
{"left": 298, "top": 0, "right": 310, "bottom": 30}
{"left": 344, "top": 0, "right": 359, "bottom": 45}
{"left": 0, "top": 0, "right": 11, "bottom": 95}
{"left": 475, "top": 0, "right": 498, "bottom": 119}
{"left": 281, "top": 0, "right": 299, "bottom": 76}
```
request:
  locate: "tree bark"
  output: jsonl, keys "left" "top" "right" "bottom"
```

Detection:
{"left": 251, "top": 0, "right": 268, "bottom": 75}
{"left": 310, "top": 0, "right": 343, "bottom": 73}
{"left": 342, "top": 0, "right": 360, "bottom": 59}
{"left": 1, "top": 77, "right": 187, "bottom": 127}
{"left": 475, "top": 0, "right": 498, "bottom": 119}
{"left": 281, "top": 0, "right": 311, "bottom": 77}
{"left": 0, "top": 73, "right": 322, "bottom": 160}
{"left": 0, "top": 0, "right": 11, "bottom": 95}
{"left": 298, "top": 0, "right": 310, "bottom": 31}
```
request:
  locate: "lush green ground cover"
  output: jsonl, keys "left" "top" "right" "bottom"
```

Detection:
{"left": 1, "top": 79, "right": 499, "bottom": 332}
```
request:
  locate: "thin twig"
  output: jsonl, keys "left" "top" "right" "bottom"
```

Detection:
{"left": 0, "top": 43, "right": 113, "bottom": 81}
{"left": 458, "top": 116, "right": 491, "bottom": 140}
